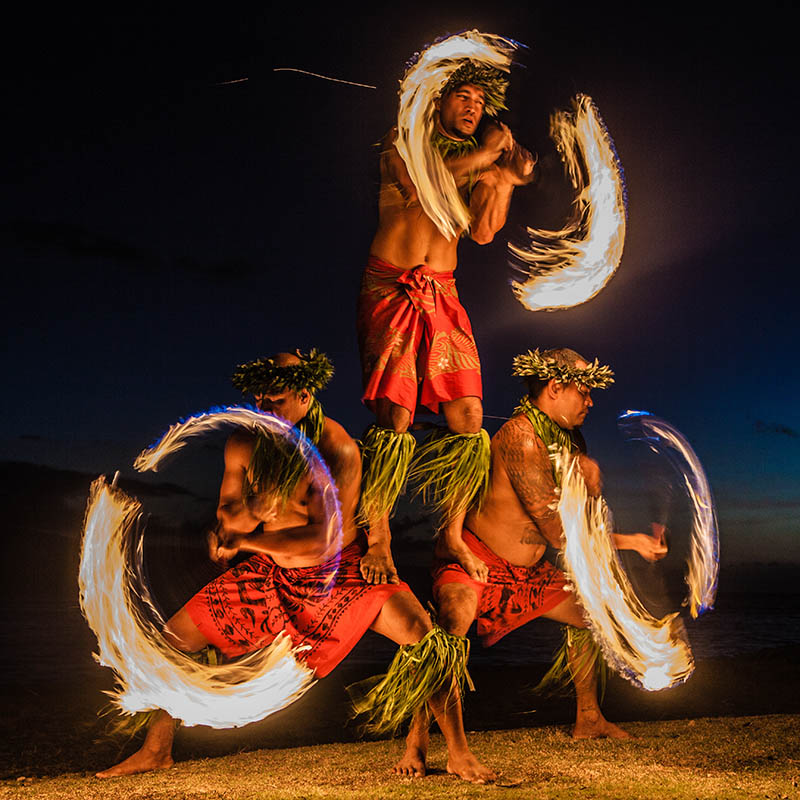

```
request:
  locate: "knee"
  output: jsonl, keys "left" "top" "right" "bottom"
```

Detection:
{"left": 375, "top": 400, "right": 411, "bottom": 433}
{"left": 435, "top": 585, "right": 478, "bottom": 635}
{"left": 163, "top": 608, "right": 208, "bottom": 653}
{"left": 443, "top": 397, "right": 483, "bottom": 434}
{"left": 406, "top": 613, "right": 434, "bottom": 643}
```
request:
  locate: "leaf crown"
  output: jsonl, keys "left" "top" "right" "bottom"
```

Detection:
{"left": 231, "top": 349, "right": 334, "bottom": 395}
{"left": 512, "top": 348, "right": 615, "bottom": 389}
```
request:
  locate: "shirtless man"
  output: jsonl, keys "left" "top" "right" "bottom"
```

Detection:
{"left": 98, "top": 351, "right": 494, "bottom": 783}
{"left": 357, "top": 35, "right": 536, "bottom": 587}
{"left": 394, "top": 348, "right": 667, "bottom": 777}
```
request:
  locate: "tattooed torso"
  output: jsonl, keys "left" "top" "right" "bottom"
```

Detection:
{"left": 465, "top": 414, "right": 563, "bottom": 567}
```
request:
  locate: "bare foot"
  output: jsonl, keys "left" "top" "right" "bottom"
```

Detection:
{"left": 360, "top": 544, "right": 400, "bottom": 585}
{"left": 392, "top": 745, "right": 427, "bottom": 778}
{"left": 573, "top": 710, "right": 633, "bottom": 739}
{"left": 446, "top": 750, "right": 497, "bottom": 784}
{"left": 435, "top": 537, "right": 488, "bottom": 583}
{"left": 96, "top": 747, "right": 174, "bottom": 778}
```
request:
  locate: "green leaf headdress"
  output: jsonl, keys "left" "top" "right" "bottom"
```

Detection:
{"left": 396, "top": 30, "right": 518, "bottom": 241}
{"left": 231, "top": 349, "right": 334, "bottom": 396}
{"left": 512, "top": 348, "right": 615, "bottom": 390}
{"left": 231, "top": 349, "right": 333, "bottom": 503}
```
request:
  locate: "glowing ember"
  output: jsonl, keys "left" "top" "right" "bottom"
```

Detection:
{"left": 556, "top": 452, "right": 694, "bottom": 691}
{"left": 79, "top": 407, "right": 342, "bottom": 728}
{"left": 618, "top": 410, "right": 719, "bottom": 618}
{"left": 396, "top": 30, "right": 517, "bottom": 240}
{"left": 510, "top": 94, "right": 626, "bottom": 311}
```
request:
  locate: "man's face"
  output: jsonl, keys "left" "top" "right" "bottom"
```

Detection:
{"left": 437, "top": 83, "right": 486, "bottom": 139}
{"left": 254, "top": 388, "right": 309, "bottom": 425}
{"left": 552, "top": 362, "right": 594, "bottom": 430}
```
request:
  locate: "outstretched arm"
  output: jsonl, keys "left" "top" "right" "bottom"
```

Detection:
{"left": 613, "top": 524, "right": 668, "bottom": 562}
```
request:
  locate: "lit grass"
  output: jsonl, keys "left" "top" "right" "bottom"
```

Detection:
{"left": 3, "top": 714, "right": 797, "bottom": 800}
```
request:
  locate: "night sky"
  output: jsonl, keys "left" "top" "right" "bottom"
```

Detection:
{"left": 2, "top": 5, "right": 797, "bottom": 565}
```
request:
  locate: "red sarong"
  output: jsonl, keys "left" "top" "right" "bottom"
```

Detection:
{"left": 185, "top": 537, "right": 411, "bottom": 677}
{"left": 357, "top": 256, "right": 482, "bottom": 421}
{"left": 432, "top": 529, "right": 571, "bottom": 647}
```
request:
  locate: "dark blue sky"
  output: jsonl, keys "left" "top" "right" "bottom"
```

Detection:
{"left": 2, "top": 5, "right": 797, "bottom": 564}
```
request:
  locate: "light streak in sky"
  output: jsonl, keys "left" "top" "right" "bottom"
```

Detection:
{"left": 617, "top": 410, "right": 719, "bottom": 618}
{"left": 556, "top": 452, "right": 695, "bottom": 691}
{"left": 510, "top": 94, "right": 627, "bottom": 311}
{"left": 273, "top": 68, "right": 377, "bottom": 89}
{"left": 79, "top": 407, "right": 342, "bottom": 728}
{"left": 396, "top": 30, "right": 517, "bottom": 240}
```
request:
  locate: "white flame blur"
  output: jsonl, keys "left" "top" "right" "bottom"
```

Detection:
{"left": 510, "top": 94, "right": 626, "bottom": 311}
{"left": 617, "top": 410, "right": 719, "bottom": 618}
{"left": 557, "top": 452, "right": 694, "bottom": 691}
{"left": 78, "top": 407, "right": 343, "bottom": 728}
{"left": 396, "top": 30, "right": 517, "bottom": 240}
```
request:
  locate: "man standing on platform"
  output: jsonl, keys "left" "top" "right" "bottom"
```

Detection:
{"left": 357, "top": 31, "right": 536, "bottom": 586}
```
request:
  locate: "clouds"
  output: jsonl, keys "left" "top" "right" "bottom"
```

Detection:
{"left": 3, "top": 219, "right": 261, "bottom": 281}
{"left": 755, "top": 421, "right": 799, "bottom": 439}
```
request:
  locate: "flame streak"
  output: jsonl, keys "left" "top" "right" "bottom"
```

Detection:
{"left": 79, "top": 407, "right": 343, "bottom": 728}
{"left": 510, "top": 95, "right": 626, "bottom": 311}
{"left": 617, "top": 410, "right": 719, "bottom": 618}
{"left": 557, "top": 453, "right": 694, "bottom": 691}
{"left": 396, "top": 30, "right": 517, "bottom": 241}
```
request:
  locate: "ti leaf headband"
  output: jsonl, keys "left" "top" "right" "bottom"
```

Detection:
{"left": 512, "top": 349, "right": 615, "bottom": 389}
{"left": 232, "top": 349, "right": 334, "bottom": 395}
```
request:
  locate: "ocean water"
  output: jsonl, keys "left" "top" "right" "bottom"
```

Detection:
{"left": 2, "top": 592, "right": 799, "bottom": 685}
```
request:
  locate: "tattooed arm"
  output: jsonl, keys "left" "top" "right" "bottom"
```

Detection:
{"left": 496, "top": 416, "right": 565, "bottom": 549}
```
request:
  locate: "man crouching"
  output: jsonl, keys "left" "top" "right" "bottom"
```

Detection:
{"left": 395, "top": 348, "right": 667, "bottom": 777}
{"left": 97, "top": 350, "right": 493, "bottom": 783}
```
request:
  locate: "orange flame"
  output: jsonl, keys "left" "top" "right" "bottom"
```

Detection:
{"left": 78, "top": 478, "right": 316, "bottom": 727}
{"left": 510, "top": 95, "right": 626, "bottom": 311}
{"left": 556, "top": 452, "right": 694, "bottom": 691}
{"left": 78, "top": 408, "right": 343, "bottom": 728}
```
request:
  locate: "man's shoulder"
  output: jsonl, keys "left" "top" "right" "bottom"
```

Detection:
{"left": 225, "top": 428, "right": 257, "bottom": 458}
{"left": 496, "top": 413, "right": 538, "bottom": 441}
{"left": 493, "top": 414, "right": 547, "bottom": 457}
{"left": 318, "top": 417, "right": 360, "bottom": 459}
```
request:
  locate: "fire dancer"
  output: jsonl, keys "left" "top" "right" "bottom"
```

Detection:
{"left": 97, "top": 350, "right": 492, "bottom": 783}
{"left": 395, "top": 348, "right": 667, "bottom": 777}
{"left": 357, "top": 31, "right": 536, "bottom": 587}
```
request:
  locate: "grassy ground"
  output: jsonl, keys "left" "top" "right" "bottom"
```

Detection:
{"left": 2, "top": 715, "right": 798, "bottom": 800}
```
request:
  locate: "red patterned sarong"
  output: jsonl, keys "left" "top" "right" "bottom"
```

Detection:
{"left": 357, "top": 256, "right": 482, "bottom": 420}
{"left": 432, "top": 529, "right": 571, "bottom": 647}
{"left": 185, "top": 538, "right": 411, "bottom": 677}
